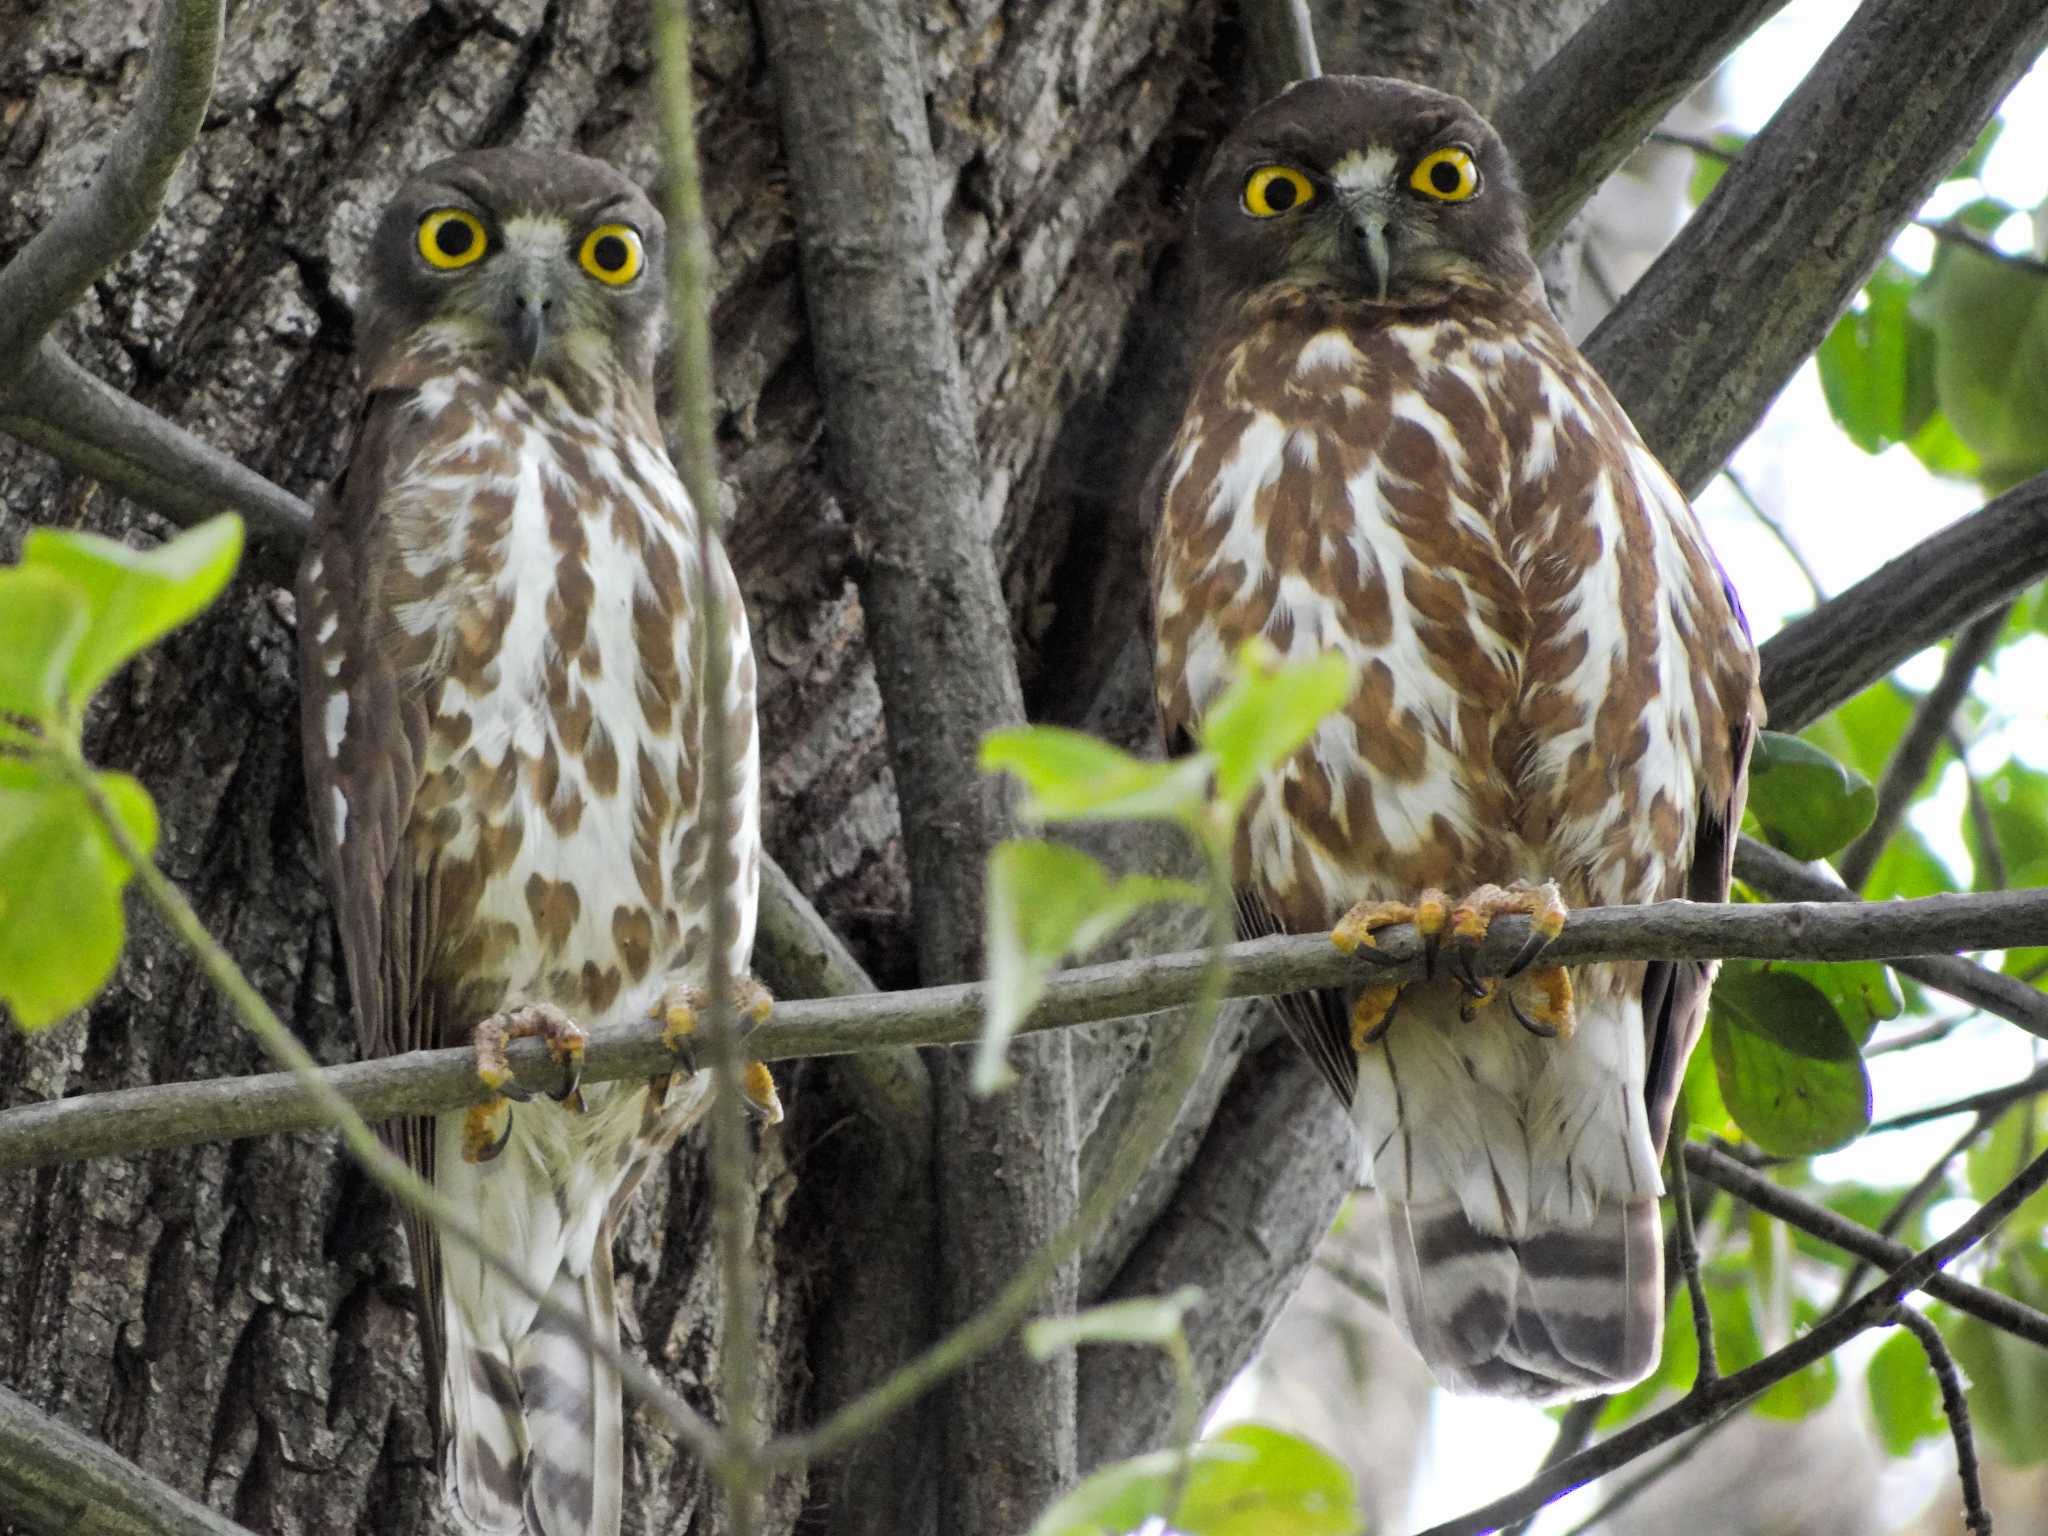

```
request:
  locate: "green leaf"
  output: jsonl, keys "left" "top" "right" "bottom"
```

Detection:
{"left": 1968, "top": 760, "right": 2048, "bottom": 892}
{"left": 1024, "top": 1424, "right": 1360, "bottom": 1536}
{"left": 1680, "top": 1034, "right": 1739, "bottom": 1143}
{"left": 1709, "top": 963, "right": 1872, "bottom": 1155}
{"left": 1965, "top": 1102, "right": 2048, "bottom": 1240}
{"left": 1911, "top": 234, "right": 2048, "bottom": 491}
{"left": 0, "top": 760, "right": 159, "bottom": 1030}
{"left": 1946, "top": 1251, "right": 2048, "bottom": 1465}
{"left": 1685, "top": 130, "right": 1749, "bottom": 205}
{"left": 1817, "top": 260, "right": 1933, "bottom": 453}
{"left": 1800, "top": 681, "right": 1913, "bottom": 785}
{"left": 1755, "top": 1298, "right": 1838, "bottom": 1419}
{"left": 1906, "top": 408, "right": 1987, "bottom": 482}
{"left": 18, "top": 515, "right": 243, "bottom": 717}
{"left": 1863, "top": 823, "right": 1955, "bottom": 902}
{"left": 1027, "top": 1287, "right": 1204, "bottom": 1358}
{"left": 1200, "top": 645, "right": 1357, "bottom": 818}
{"left": 1868, "top": 1326, "right": 1949, "bottom": 1456}
{"left": 0, "top": 568, "right": 90, "bottom": 726}
{"left": 981, "top": 726, "right": 1212, "bottom": 825}
{"left": 1744, "top": 731, "right": 1876, "bottom": 860}
{"left": 978, "top": 840, "right": 1199, "bottom": 1093}
{"left": 1769, "top": 959, "right": 1900, "bottom": 1046}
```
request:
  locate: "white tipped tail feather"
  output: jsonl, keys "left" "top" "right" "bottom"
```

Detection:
{"left": 1356, "top": 978, "right": 1668, "bottom": 1400}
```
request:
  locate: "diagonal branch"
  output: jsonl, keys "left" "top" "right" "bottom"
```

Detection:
{"left": 1584, "top": 0, "right": 2048, "bottom": 497}
{"left": 0, "top": 0, "right": 221, "bottom": 389}
{"left": 0, "top": 1382, "right": 256, "bottom": 1536}
{"left": 11, "top": 886, "right": 2048, "bottom": 1172}
{"left": 1837, "top": 605, "right": 2010, "bottom": 892}
{"left": 1684, "top": 1141, "right": 2048, "bottom": 1350}
{"left": 1418, "top": 1135, "right": 2048, "bottom": 1536}
{"left": 1500, "top": 0, "right": 1791, "bottom": 255}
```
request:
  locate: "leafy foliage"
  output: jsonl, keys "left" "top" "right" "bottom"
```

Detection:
{"left": 0, "top": 517, "right": 242, "bottom": 1028}
{"left": 1025, "top": 1424, "right": 1361, "bottom": 1536}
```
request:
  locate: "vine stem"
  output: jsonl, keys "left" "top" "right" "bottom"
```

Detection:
{"left": 52, "top": 747, "right": 730, "bottom": 1466}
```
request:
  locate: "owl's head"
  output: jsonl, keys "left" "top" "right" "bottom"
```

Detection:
{"left": 360, "top": 148, "right": 666, "bottom": 385}
{"left": 1188, "top": 75, "right": 1538, "bottom": 315}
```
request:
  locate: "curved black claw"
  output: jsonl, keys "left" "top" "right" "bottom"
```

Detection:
{"left": 1450, "top": 947, "right": 1487, "bottom": 996}
{"left": 474, "top": 1104, "right": 515, "bottom": 1162}
{"left": 549, "top": 1054, "right": 584, "bottom": 1105}
{"left": 1508, "top": 992, "right": 1561, "bottom": 1039}
{"left": 1361, "top": 990, "right": 1404, "bottom": 1046}
{"left": 1345, "top": 945, "right": 1404, "bottom": 968}
{"left": 1503, "top": 928, "right": 1555, "bottom": 980}
{"left": 1420, "top": 928, "right": 1442, "bottom": 981}
{"left": 499, "top": 1078, "right": 535, "bottom": 1105}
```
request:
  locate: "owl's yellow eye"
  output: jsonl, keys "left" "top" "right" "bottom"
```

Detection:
{"left": 579, "top": 224, "right": 644, "bottom": 285}
{"left": 1242, "top": 166, "right": 1316, "bottom": 218}
{"left": 1410, "top": 146, "right": 1479, "bottom": 202}
{"left": 418, "top": 208, "right": 487, "bottom": 270}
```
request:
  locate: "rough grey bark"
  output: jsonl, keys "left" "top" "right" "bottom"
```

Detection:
{"left": 8, "top": 1, "right": 2042, "bottom": 1533}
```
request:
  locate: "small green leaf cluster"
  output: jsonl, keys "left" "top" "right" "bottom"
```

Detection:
{"left": 1026, "top": 1422, "right": 1361, "bottom": 1536}
{"left": 0, "top": 516, "right": 242, "bottom": 1028}
{"left": 975, "top": 642, "right": 1355, "bottom": 1093}
{"left": 1695, "top": 118, "right": 2048, "bottom": 489}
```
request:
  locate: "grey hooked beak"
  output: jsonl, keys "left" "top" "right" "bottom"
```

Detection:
{"left": 1349, "top": 205, "right": 1392, "bottom": 304}
{"left": 507, "top": 289, "right": 549, "bottom": 369}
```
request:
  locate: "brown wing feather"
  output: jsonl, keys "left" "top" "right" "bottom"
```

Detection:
{"left": 1234, "top": 883, "right": 1358, "bottom": 1107}
{"left": 297, "top": 389, "right": 447, "bottom": 1429}
{"left": 1641, "top": 682, "right": 1760, "bottom": 1156}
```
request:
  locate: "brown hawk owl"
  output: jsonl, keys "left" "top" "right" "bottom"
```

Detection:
{"left": 297, "top": 149, "right": 774, "bottom": 1533}
{"left": 1150, "top": 77, "right": 1760, "bottom": 1399}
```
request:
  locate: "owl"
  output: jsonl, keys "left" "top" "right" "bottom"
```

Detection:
{"left": 297, "top": 149, "right": 778, "bottom": 1534}
{"left": 1150, "top": 77, "right": 1760, "bottom": 1399}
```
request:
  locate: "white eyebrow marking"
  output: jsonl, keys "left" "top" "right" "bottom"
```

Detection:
{"left": 1331, "top": 147, "right": 1398, "bottom": 194}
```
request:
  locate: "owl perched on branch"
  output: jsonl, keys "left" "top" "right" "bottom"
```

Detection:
{"left": 298, "top": 149, "right": 777, "bottom": 1534}
{"left": 1150, "top": 77, "right": 1760, "bottom": 1399}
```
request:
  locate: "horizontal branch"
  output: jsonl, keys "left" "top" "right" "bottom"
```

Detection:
{"left": 1502, "top": 0, "right": 1788, "bottom": 254}
{"left": 1732, "top": 835, "right": 2048, "bottom": 1040}
{"left": 9, "top": 886, "right": 2048, "bottom": 1172}
{"left": 1683, "top": 1142, "right": 2048, "bottom": 1349}
{"left": 0, "top": 1383, "right": 254, "bottom": 1536}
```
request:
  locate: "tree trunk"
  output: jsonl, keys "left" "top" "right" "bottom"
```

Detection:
{"left": 0, "top": 1, "right": 1674, "bottom": 1532}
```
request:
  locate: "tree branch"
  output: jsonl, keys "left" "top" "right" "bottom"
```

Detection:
{"left": 1733, "top": 836, "right": 2048, "bottom": 1038}
{"left": 0, "top": 1382, "right": 256, "bottom": 1536}
{"left": 0, "top": 0, "right": 220, "bottom": 390}
{"left": 1684, "top": 1142, "right": 2048, "bottom": 1350}
{"left": 1838, "top": 606, "right": 2009, "bottom": 892}
{"left": 754, "top": 1, "right": 1065, "bottom": 1525}
{"left": 1584, "top": 0, "right": 2048, "bottom": 496}
{"left": 1419, "top": 1135, "right": 2048, "bottom": 1536}
{"left": 1244, "top": 0, "right": 1323, "bottom": 97}
{"left": 12, "top": 887, "right": 2048, "bottom": 1172}
{"left": 1500, "top": 0, "right": 1790, "bottom": 255}
{"left": 1891, "top": 1306, "right": 1992, "bottom": 1536}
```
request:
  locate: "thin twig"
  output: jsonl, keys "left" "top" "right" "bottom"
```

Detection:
{"left": 1954, "top": 727, "right": 2010, "bottom": 891}
{"left": 1551, "top": 1417, "right": 1741, "bottom": 1536}
{"left": 1668, "top": 1134, "right": 1718, "bottom": 1387}
{"left": 1733, "top": 836, "right": 2048, "bottom": 1039}
{"left": 55, "top": 753, "right": 728, "bottom": 1465}
{"left": 1832, "top": 1115, "right": 1989, "bottom": 1315}
{"left": 1838, "top": 605, "right": 2008, "bottom": 893}
{"left": 1243, "top": 0, "right": 1321, "bottom": 96}
{"left": 1504, "top": 1397, "right": 1607, "bottom": 1536}
{"left": 1722, "top": 467, "right": 1827, "bottom": 607}
{"left": 1416, "top": 1137, "right": 2048, "bottom": 1535}
{"left": 1869, "top": 1063, "right": 2048, "bottom": 1136}
{"left": 1684, "top": 1143, "right": 2048, "bottom": 1349}
{"left": 1892, "top": 1306, "right": 1993, "bottom": 1536}
{"left": 653, "top": 4, "right": 759, "bottom": 1526}
{"left": 15, "top": 886, "right": 2048, "bottom": 1171}
{"left": 1867, "top": 1012, "right": 1972, "bottom": 1056}
{"left": 758, "top": 843, "right": 1240, "bottom": 1469}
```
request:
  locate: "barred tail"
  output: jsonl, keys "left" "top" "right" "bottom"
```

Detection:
{"left": 441, "top": 1246, "right": 623, "bottom": 1536}
{"left": 1381, "top": 1194, "right": 1664, "bottom": 1401}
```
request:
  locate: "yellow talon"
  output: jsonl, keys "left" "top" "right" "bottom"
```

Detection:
{"left": 462, "top": 1098, "right": 512, "bottom": 1163}
{"left": 741, "top": 1060, "right": 784, "bottom": 1124}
